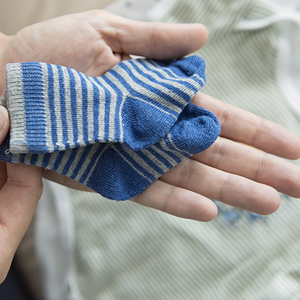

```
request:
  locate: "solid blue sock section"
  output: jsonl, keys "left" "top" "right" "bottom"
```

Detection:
{"left": 1, "top": 55, "right": 206, "bottom": 154}
{"left": 0, "top": 103, "right": 220, "bottom": 200}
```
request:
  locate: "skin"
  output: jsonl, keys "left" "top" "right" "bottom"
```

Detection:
{"left": 0, "top": 10, "right": 300, "bottom": 282}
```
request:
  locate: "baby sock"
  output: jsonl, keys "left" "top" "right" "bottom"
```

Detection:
{"left": 0, "top": 103, "right": 220, "bottom": 200}
{"left": 1, "top": 55, "right": 206, "bottom": 154}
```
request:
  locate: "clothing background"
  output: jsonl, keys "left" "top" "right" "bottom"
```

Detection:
{"left": 2, "top": 0, "right": 300, "bottom": 299}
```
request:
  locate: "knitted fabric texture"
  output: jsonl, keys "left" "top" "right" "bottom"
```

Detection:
{"left": 1, "top": 56, "right": 206, "bottom": 154}
{"left": 0, "top": 57, "right": 220, "bottom": 200}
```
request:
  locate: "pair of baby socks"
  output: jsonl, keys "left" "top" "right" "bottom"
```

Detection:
{"left": 0, "top": 56, "right": 220, "bottom": 200}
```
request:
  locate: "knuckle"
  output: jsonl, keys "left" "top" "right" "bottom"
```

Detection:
{"left": 208, "top": 137, "right": 226, "bottom": 168}
{"left": 255, "top": 153, "right": 268, "bottom": 182}
{"left": 177, "top": 159, "right": 193, "bottom": 188}
{"left": 220, "top": 104, "right": 230, "bottom": 125}
{"left": 252, "top": 117, "right": 265, "bottom": 146}
{"left": 161, "top": 186, "right": 176, "bottom": 214}
{"left": 219, "top": 174, "right": 230, "bottom": 202}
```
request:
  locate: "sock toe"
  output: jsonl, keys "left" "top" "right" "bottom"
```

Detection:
{"left": 165, "top": 103, "right": 220, "bottom": 155}
{"left": 161, "top": 55, "right": 206, "bottom": 78}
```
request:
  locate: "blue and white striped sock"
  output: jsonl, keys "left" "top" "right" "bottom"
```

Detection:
{"left": 1, "top": 56, "right": 206, "bottom": 154}
{"left": 0, "top": 102, "right": 220, "bottom": 200}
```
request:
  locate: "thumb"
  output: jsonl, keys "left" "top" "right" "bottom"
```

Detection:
{"left": 100, "top": 11, "right": 208, "bottom": 60}
{"left": 119, "top": 22, "right": 209, "bottom": 60}
{"left": 0, "top": 106, "right": 9, "bottom": 144}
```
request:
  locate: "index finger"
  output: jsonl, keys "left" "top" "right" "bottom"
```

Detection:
{"left": 193, "top": 92, "right": 300, "bottom": 159}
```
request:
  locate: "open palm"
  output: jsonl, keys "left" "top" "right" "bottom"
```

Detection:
{"left": 0, "top": 10, "right": 300, "bottom": 283}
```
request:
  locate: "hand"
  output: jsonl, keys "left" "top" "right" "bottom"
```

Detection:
{"left": 0, "top": 10, "right": 207, "bottom": 94}
{"left": 0, "top": 10, "right": 207, "bottom": 282}
{"left": 45, "top": 92, "right": 300, "bottom": 222}
{"left": 132, "top": 93, "right": 300, "bottom": 221}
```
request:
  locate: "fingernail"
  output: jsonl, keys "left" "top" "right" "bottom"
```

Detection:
{"left": 0, "top": 105, "right": 8, "bottom": 133}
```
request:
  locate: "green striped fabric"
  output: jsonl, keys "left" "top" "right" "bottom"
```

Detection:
{"left": 67, "top": 0, "right": 300, "bottom": 299}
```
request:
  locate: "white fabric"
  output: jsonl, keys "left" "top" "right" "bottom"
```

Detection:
{"left": 104, "top": 0, "right": 177, "bottom": 21}
{"left": 36, "top": 180, "right": 80, "bottom": 300}
{"left": 235, "top": 1, "right": 300, "bottom": 120}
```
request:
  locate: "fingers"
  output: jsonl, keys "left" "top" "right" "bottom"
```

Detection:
{"left": 0, "top": 164, "right": 42, "bottom": 283}
{"left": 42, "top": 169, "right": 94, "bottom": 192}
{"left": 131, "top": 179, "right": 217, "bottom": 222}
{"left": 194, "top": 137, "right": 300, "bottom": 198}
{"left": 192, "top": 93, "right": 300, "bottom": 159}
{"left": 95, "top": 11, "right": 208, "bottom": 59}
{"left": 44, "top": 169, "right": 218, "bottom": 222}
{"left": 160, "top": 158, "right": 280, "bottom": 215}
